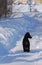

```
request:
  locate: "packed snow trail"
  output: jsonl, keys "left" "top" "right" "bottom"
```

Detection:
{"left": 0, "top": 13, "right": 42, "bottom": 65}
{"left": 0, "top": 15, "right": 41, "bottom": 49}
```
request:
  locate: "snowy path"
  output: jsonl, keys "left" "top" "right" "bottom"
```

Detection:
{"left": 0, "top": 50, "right": 42, "bottom": 65}
{"left": 0, "top": 13, "right": 42, "bottom": 65}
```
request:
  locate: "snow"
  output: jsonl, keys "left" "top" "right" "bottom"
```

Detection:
{"left": 12, "top": 4, "right": 29, "bottom": 12}
{"left": 34, "top": 4, "right": 42, "bottom": 12}
{"left": 10, "top": 35, "right": 42, "bottom": 53}
{"left": 12, "top": 4, "right": 42, "bottom": 15}
{"left": 0, "top": 12, "right": 42, "bottom": 65}
{"left": 11, "top": 4, "right": 42, "bottom": 18}
{"left": 0, "top": 27, "right": 16, "bottom": 47}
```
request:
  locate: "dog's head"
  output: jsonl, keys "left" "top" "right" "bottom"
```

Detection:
{"left": 25, "top": 32, "right": 32, "bottom": 39}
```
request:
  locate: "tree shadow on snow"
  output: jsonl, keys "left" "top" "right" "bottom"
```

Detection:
{"left": 0, "top": 49, "right": 42, "bottom": 64}
{"left": 0, "top": 14, "right": 42, "bottom": 64}
{"left": 30, "top": 49, "right": 42, "bottom": 53}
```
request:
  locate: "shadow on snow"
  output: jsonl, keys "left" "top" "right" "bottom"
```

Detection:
{"left": 0, "top": 49, "right": 42, "bottom": 64}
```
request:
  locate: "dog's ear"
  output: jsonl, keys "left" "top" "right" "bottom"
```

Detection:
{"left": 25, "top": 32, "right": 32, "bottom": 38}
{"left": 28, "top": 33, "right": 32, "bottom": 38}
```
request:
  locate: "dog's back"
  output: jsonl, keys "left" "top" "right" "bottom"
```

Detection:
{"left": 23, "top": 32, "right": 32, "bottom": 52}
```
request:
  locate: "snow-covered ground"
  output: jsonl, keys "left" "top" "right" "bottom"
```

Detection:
{"left": 0, "top": 12, "right": 42, "bottom": 65}
{"left": 11, "top": 4, "right": 42, "bottom": 18}
{"left": 12, "top": 4, "right": 29, "bottom": 12}
{"left": 34, "top": 4, "right": 42, "bottom": 12}
{"left": 12, "top": 4, "right": 42, "bottom": 13}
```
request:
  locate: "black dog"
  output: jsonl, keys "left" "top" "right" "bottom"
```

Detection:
{"left": 23, "top": 32, "right": 32, "bottom": 52}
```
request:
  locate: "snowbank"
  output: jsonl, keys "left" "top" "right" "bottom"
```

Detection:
{"left": 33, "top": 4, "right": 42, "bottom": 12}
